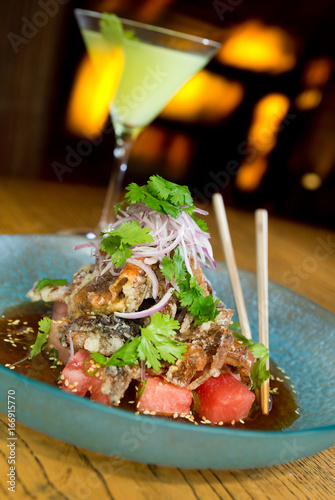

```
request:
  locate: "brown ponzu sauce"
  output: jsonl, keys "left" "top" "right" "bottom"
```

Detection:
{"left": 0, "top": 303, "right": 300, "bottom": 430}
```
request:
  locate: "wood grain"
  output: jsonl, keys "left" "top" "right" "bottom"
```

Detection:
{"left": 0, "top": 176, "right": 334, "bottom": 499}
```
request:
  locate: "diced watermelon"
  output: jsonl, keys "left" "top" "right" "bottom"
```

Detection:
{"left": 137, "top": 375, "right": 193, "bottom": 415}
{"left": 195, "top": 373, "right": 255, "bottom": 423}
{"left": 61, "top": 349, "right": 111, "bottom": 406}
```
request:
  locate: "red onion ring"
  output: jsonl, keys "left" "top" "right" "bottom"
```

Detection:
{"left": 114, "top": 289, "right": 173, "bottom": 319}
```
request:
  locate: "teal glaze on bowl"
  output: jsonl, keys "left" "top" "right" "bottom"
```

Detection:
{"left": 0, "top": 235, "right": 334, "bottom": 469}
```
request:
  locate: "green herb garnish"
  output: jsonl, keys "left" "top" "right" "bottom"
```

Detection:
{"left": 231, "top": 322, "right": 270, "bottom": 389}
{"left": 100, "top": 13, "right": 138, "bottom": 44}
{"left": 30, "top": 317, "right": 52, "bottom": 358}
{"left": 100, "top": 13, "right": 124, "bottom": 45}
{"left": 160, "top": 246, "right": 220, "bottom": 325}
{"left": 100, "top": 220, "right": 153, "bottom": 268}
{"left": 36, "top": 278, "right": 67, "bottom": 291}
{"left": 90, "top": 312, "right": 186, "bottom": 372}
{"left": 125, "top": 175, "right": 208, "bottom": 231}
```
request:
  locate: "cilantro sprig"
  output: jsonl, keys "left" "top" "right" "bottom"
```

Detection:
{"left": 30, "top": 317, "right": 52, "bottom": 358}
{"left": 124, "top": 175, "right": 208, "bottom": 232}
{"left": 160, "top": 247, "right": 220, "bottom": 325}
{"left": 90, "top": 312, "right": 186, "bottom": 372}
{"left": 100, "top": 220, "right": 153, "bottom": 268}
{"left": 231, "top": 322, "right": 270, "bottom": 389}
{"left": 36, "top": 278, "right": 67, "bottom": 291}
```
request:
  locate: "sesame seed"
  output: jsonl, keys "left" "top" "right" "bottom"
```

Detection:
{"left": 173, "top": 413, "right": 178, "bottom": 419}
{"left": 72, "top": 389, "right": 77, "bottom": 393}
{"left": 218, "top": 421, "right": 223, "bottom": 426}
{"left": 150, "top": 411, "right": 156, "bottom": 415}
{"left": 65, "top": 380, "right": 69, "bottom": 387}
{"left": 73, "top": 381, "right": 78, "bottom": 387}
{"left": 9, "top": 366, "right": 15, "bottom": 370}
{"left": 5, "top": 363, "right": 10, "bottom": 367}
{"left": 143, "top": 410, "right": 150, "bottom": 415}
{"left": 60, "top": 374, "right": 64, "bottom": 380}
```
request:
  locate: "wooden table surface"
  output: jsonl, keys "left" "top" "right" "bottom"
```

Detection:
{"left": 0, "top": 176, "right": 334, "bottom": 500}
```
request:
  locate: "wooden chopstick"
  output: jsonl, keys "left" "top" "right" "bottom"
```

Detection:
{"left": 255, "top": 209, "right": 270, "bottom": 415}
{"left": 213, "top": 193, "right": 252, "bottom": 340}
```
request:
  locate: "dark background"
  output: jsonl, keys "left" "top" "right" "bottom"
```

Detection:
{"left": 1, "top": 0, "right": 335, "bottom": 228}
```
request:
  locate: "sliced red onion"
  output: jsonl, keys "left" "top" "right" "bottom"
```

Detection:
{"left": 180, "top": 237, "right": 193, "bottom": 276}
{"left": 74, "top": 243, "right": 95, "bottom": 250}
{"left": 127, "top": 258, "right": 158, "bottom": 299}
{"left": 194, "top": 207, "right": 209, "bottom": 216}
{"left": 114, "top": 289, "right": 173, "bottom": 319}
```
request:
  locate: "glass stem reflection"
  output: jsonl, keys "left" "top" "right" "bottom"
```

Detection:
{"left": 95, "top": 128, "right": 135, "bottom": 233}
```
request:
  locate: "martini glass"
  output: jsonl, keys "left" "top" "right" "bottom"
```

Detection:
{"left": 74, "top": 9, "right": 221, "bottom": 233}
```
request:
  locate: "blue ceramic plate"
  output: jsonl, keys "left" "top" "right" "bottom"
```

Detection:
{"left": 0, "top": 235, "right": 334, "bottom": 469}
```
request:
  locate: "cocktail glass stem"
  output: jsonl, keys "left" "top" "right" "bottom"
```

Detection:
{"left": 95, "top": 128, "right": 135, "bottom": 233}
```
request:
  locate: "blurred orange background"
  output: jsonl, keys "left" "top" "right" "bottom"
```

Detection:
{"left": 1, "top": 0, "right": 335, "bottom": 227}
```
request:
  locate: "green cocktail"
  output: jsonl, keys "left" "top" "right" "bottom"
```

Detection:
{"left": 82, "top": 28, "right": 213, "bottom": 133}
{"left": 75, "top": 9, "right": 221, "bottom": 231}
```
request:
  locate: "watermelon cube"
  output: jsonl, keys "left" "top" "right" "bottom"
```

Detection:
{"left": 137, "top": 375, "right": 193, "bottom": 415}
{"left": 195, "top": 373, "right": 255, "bottom": 424}
{"left": 61, "top": 349, "right": 111, "bottom": 406}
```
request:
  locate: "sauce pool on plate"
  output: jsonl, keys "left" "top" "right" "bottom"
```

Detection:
{"left": 0, "top": 302, "right": 300, "bottom": 430}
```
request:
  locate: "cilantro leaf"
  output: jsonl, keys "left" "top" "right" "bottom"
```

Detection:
{"left": 125, "top": 175, "right": 205, "bottom": 225}
{"left": 177, "top": 275, "right": 220, "bottom": 325}
{"left": 100, "top": 220, "right": 153, "bottom": 267}
{"left": 125, "top": 183, "right": 181, "bottom": 218}
{"left": 30, "top": 317, "right": 52, "bottom": 358}
{"left": 147, "top": 175, "right": 193, "bottom": 207}
{"left": 251, "top": 357, "right": 270, "bottom": 390}
{"left": 106, "top": 337, "right": 141, "bottom": 367}
{"left": 138, "top": 313, "right": 184, "bottom": 370}
{"left": 91, "top": 313, "right": 185, "bottom": 372}
{"left": 36, "top": 278, "right": 67, "bottom": 291}
{"left": 231, "top": 328, "right": 270, "bottom": 389}
{"left": 90, "top": 352, "right": 108, "bottom": 366}
{"left": 160, "top": 247, "right": 220, "bottom": 325}
{"left": 160, "top": 247, "right": 186, "bottom": 283}
{"left": 191, "top": 214, "right": 208, "bottom": 233}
